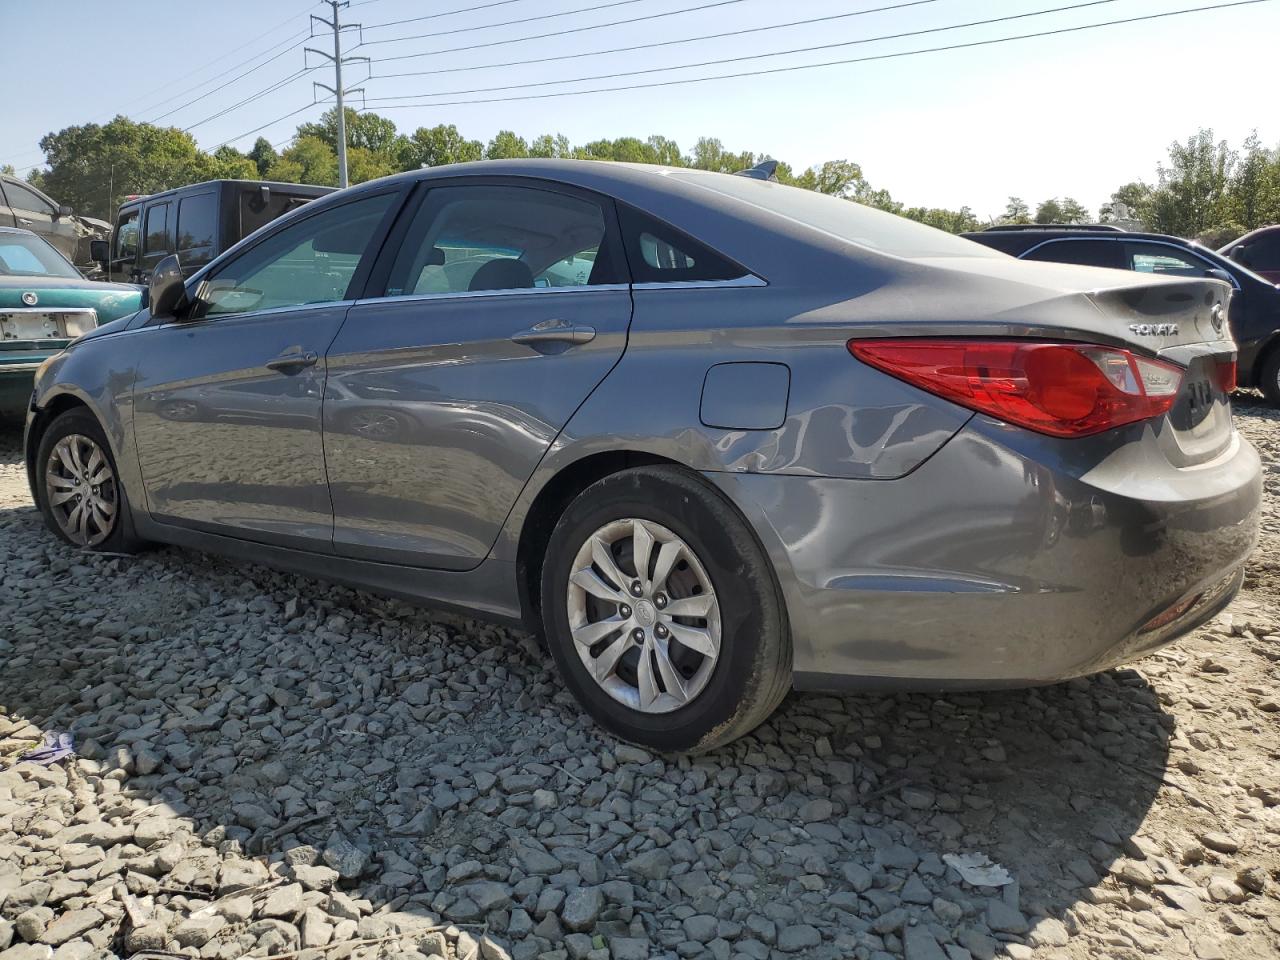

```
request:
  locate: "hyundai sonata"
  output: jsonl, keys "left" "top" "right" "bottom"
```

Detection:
{"left": 25, "top": 160, "right": 1260, "bottom": 751}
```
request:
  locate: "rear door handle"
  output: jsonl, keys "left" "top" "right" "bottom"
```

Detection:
{"left": 510, "top": 322, "right": 596, "bottom": 346}
{"left": 17, "top": 218, "right": 31, "bottom": 225}
{"left": 265, "top": 351, "right": 318, "bottom": 372}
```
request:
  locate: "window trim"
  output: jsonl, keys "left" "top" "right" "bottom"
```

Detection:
{"left": 362, "top": 175, "right": 629, "bottom": 301}
{"left": 142, "top": 201, "right": 173, "bottom": 258}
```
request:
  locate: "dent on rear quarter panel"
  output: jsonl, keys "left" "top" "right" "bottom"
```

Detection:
{"left": 489, "top": 284, "right": 973, "bottom": 562}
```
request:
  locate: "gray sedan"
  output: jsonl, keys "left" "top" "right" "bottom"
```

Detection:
{"left": 23, "top": 160, "right": 1260, "bottom": 751}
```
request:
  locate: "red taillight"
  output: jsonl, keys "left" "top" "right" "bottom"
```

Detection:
{"left": 847, "top": 339, "right": 1185, "bottom": 438}
{"left": 1214, "top": 357, "right": 1237, "bottom": 394}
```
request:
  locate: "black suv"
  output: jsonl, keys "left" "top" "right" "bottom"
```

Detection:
{"left": 963, "top": 226, "right": 1280, "bottom": 404}
{"left": 93, "top": 179, "right": 333, "bottom": 284}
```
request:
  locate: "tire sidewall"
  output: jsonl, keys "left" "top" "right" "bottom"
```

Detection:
{"left": 540, "top": 467, "right": 784, "bottom": 752}
{"left": 35, "top": 410, "right": 133, "bottom": 552}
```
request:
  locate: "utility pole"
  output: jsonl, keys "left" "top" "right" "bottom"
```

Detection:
{"left": 307, "top": 0, "right": 368, "bottom": 189}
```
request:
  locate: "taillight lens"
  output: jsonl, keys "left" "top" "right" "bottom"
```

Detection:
{"left": 1214, "top": 357, "right": 1237, "bottom": 394}
{"left": 847, "top": 339, "right": 1185, "bottom": 438}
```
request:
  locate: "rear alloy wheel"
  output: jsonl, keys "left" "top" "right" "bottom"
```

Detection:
{"left": 541, "top": 466, "right": 791, "bottom": 752}
{"left": 36, "top": 409, "right": 145, "bottom": 553}
{"left": 566, "top": 518, "right": 721, "bottom": 713}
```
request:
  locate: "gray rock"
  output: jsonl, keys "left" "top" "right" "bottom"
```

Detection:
{"left": 904, "top": 926, "right": 949, "bottom": 960}
{"left": 985, "top": 900, "right": 1028, "bottom": 935}
{"left": 322, "top": 831, "right": 370, "bottom": 879}
{"left": 624, "top": 848, "right": 673, "bottom": 881}
{"left": 609, "top": 937, "right": 652, "bottom": 960}
{"left": 261, "top": 882, "right": 303, "bottom": 919}
{"left": 560, "top": 887, "right": 603, "bottom": 933}
{"left": 14, "top": 908, "right": 52, "bottom": 943}
{"left": 37, "top": 910, "right": 100, "bottom": 947}
{"left": 172, "top": 914, "right": 225, "bottom": 947}
{"left": 776, "top": 925, "right": 821, "bottom": 952}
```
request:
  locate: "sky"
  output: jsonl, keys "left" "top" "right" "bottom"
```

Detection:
{"left": 2, "top": 0, "right": 1277, "bottom": 219}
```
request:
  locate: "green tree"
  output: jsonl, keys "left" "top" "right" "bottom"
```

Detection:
{"left": 486, "top": 130, "right": 530, "bottom": 160}
{"left": 1034, "top": 198, "right": 1064, "bottom": 223}
{"left": 399, "top": 124, "right": 484, "bottom": 168}
{"left": 265, "top": 135, "right": 338, "bottom": 186}
{"left": 211, "top": 145, "right": 259, "bottom": 180}
{"left": 1099, "top": 182, "right": 1153, "bottom": 226}
{"left": 296, "top": 107, "right": 403, "bottom": 154}
{"left": 1002, "top": 197, "right": 1031, "bottom": 224}
{"left": 529, "top": 133, "right": 572, "bottom": 158}
{"left": 34, "top": 115, "right": 222, "bottom": 219}
{"left": 0, "top": 164, "right": 14, "bottom": 176}
{"left": 1228, "top": 132, "right": 1280, "bottom": 229}
{"left": 248, "top": 137, "right": 278, "bottom": 177}
{"left": 1148, "top": 129, "right": 1236, "bottom": 236}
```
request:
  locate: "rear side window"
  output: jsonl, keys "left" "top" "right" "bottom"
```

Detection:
{"left": 1023, "top": 239, "right": 1127, "bottom": 270}
{"left": 618, "top": 204, "right": 748, "bottom": 284}
{"left": 3, "top": 180, "right": 56, "bottom": 215}
{"left": 143, "top": 202, "right": 172, "bottom": 255}
{"left": 1240, "top": 232, "right": 1280, "bottom": 271}
{"left": 177, "top": 193, "right": 217, "bottom": 267}
{"left": 241, "top": 187, "right": 316, "bottom": 237}
{"left": 115, "top": 210, "right": 140, "bottom": 260}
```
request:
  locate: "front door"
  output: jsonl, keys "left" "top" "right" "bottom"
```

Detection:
{"left": 3, "top": 179, "right": 76, "bottom": 262}
{"left": 324, "top": 181, "right": 632, "bottom": 570}
{"left": 132, "top": 190, "right": 399, "bottom": 550}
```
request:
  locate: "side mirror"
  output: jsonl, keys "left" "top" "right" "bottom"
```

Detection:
{"left": 57, "top": 204, "right": 73, "bottom": 218}
{"left": 89, "top": 239, "right": 110, "bottom": 265}
{"left": 149, "top": 255, "right": 189, "bottom": 320}
{"left": 1205, "top": 267, "right": 1234, "bottom": 285}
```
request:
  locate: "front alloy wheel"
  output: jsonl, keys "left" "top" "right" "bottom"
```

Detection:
{"left": 567, "top": 518, "right": 721, "bottom": 713}
{"left": 44, "top": 434, "right": 117, "bottom": 546}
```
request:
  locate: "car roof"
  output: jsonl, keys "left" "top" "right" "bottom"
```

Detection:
{"left": 118, "top": 179, "right": 335, "bottom": 208}
{"left": 0, "top": 225, "right": 40, "bottom": 238}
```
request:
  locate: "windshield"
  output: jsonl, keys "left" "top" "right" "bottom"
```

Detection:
{"left": 672, "top": 171, "right": 1002, "bottom": 260}
{"left": 0, "top": 231, "right": 80, "bottom": 279}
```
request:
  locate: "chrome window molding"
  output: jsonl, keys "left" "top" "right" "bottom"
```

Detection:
{"left": 356, "top": 283, "right": 631, "bottom": 306}
{"left": 160, "top": 298, "right": 357, "bottom": 328}
{"left": 632, "top": 275, "right": 767, "bottom": 291}
{"left": 1020, "top": 237, "right": 1241, "bottom": 290}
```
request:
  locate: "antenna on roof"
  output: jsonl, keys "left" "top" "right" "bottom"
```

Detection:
{"left": 734, "top": 160, "right": 779, "bottom": 182}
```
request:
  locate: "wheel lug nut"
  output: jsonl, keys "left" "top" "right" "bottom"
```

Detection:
{"left": 619, "top": 604, "right": 631, "bottom": 618}
{"left": 655, "top": 623, "right": 669, "bottom": 639}
{"left": 654, "top": 593, "right": 667, "bottom": 609}
{"left": 630, "top": 581, "right": 643, "bottom": 597}
{"left": 631, "top": 628, "right": 645, "bottom": 643}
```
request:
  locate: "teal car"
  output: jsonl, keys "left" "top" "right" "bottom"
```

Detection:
{"left": 0, "top": 227, "right": 143, "bottom": 415}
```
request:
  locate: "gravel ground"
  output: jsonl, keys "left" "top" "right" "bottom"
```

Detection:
{"left": 0, "top": 403, "right": 1277, "bottom": 960}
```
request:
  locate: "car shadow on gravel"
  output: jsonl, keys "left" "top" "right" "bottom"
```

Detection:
{"left": 0, "top": 422, "right": 1172, "bottom": 959}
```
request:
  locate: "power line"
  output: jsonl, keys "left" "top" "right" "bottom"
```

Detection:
{"left": 368, "top": 0, "right": 1097, "bottom": 98}
{"left": 210, "top": 100, "right": 329, "bottom": 152}
{"left": 184, "top": 69, "right": 317, "bottom": 133}
{"left": 367, "top": 0, "right": 1270, "bottom": 110}
{"left": 146, "top": 37, "right": 310, "bottom": 124}
{"left": 367, "top": 0, "right": 1127, "bottom": 102}
{"left": 360, "top": 0, "right": 644, "bottom": 44}
{"left": 366, "top": 0, "right": 751, "bottom": 64}
{"left": 363, "top": 0, "right": 536, "bottom": 31}
{"left": 373, "top": 0, "right": 948, "bottom": 79}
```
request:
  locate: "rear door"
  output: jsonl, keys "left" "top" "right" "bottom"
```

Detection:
{"left": 110, "top": 207, "right": 141, "bottom": 283}
{"left": 132, "top": 189, "right": 401, "bottom": 550}
{"left": 175, "top": 190, "right": 218, "bottom": 277}
{"left": 324, "top": 178, "right": 632, "bottom": 570}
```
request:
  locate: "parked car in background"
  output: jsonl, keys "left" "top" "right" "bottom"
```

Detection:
{"left": 964, "top": 226, "right": 1280, "bottom": 404}
{"left": 93, "top": 179, "right": 334, "bottom": 285}
{"left": 1220, "top": 225, "right": 1280, "bottom": 283}
{"left": 0, "top": 174, "right": 110, "bottom": 275}
{"left": 25, "top": 161, "right": 1258, "bottom": 751}
{"left": 0, "top": 227, "right": 142, "bottom": 415}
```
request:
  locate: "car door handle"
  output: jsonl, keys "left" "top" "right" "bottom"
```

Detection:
{"left": 17, "top": 218, "right": 31, "bottom": 225}
{"left": 510, "top": 322, "right": 596, "bottom": 346}
{"left": 265, "top": 351, "right": 318, "bottom": 372}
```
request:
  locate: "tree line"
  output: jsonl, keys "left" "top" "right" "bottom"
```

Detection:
{"left": 6, "top": 111, "right": 1279, "bottom": 242}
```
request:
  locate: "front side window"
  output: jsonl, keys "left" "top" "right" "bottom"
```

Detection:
{"left": 0, "top": 233, "right": 79, "bottom": 278}
{"left": 198, "top": 193, "right": 393, "bottom": 318}
{"left": 3, "top": 180, "right": 56, "bottom": 216}
{"left": 384, "top": 185, "right": 617, "bottom": 297}
{"left": 1127, "top": 244, "right": 1209, "bottom": 278}
{"left": 115, "top": 210, "right": 140, "bottom": 261}
{"left": 177, "top": 193, "right": 218, "bottom": 267}
{"left": 143, "top": 203, "right": 171, "bottom": 256}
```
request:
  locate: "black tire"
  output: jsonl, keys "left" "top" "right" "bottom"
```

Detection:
{"left": 35, "top": 408, "right": 146, "bottom": 553}
{"left": 540, "top": 465, "right": 791, "bottom": 753}
{"left": 1258, "top": 349, "right": 1280, "bottom": 406}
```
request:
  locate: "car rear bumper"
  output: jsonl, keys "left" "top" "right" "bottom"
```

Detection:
{"left": 708, "top": 417, "right": 1261, "bottom": 689}
{"left": 0, "top": 353, "right": 49, "bottom": 414}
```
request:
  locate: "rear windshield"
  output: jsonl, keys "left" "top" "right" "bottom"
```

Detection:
{"left": 0, "top": 231, "right": 79, "bottom": 278}
{"left": 673, "top": 171, "right": 1002, "bottom": 260}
